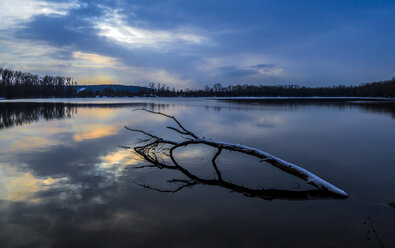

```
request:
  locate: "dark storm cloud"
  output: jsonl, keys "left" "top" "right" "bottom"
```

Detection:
{"left": 218, "top": 64, "right": 280, "bottom": 79}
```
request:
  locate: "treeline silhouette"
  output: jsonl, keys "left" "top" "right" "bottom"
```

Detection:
{"left": 150, "top": 80, "right": 395, "bottom": 97}
{"left": 1, "top": 67, "right": 394, "bottom": 98}
{"left": 0, "top": 68, "right": 77, "bottom": 98}
{"left": 77, "top": 86, "right": 149, "bottom": 98}
{"left": 0, "top": 68, "right": 151, "bottom": 98}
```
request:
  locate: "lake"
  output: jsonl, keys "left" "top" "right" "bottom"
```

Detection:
{"left": 0, "top": 98, "right": 394, "bottom": 248}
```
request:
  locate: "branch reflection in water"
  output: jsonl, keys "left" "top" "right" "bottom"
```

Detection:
{"left": 125, "top": 109, "right": 348, "bottom": 201}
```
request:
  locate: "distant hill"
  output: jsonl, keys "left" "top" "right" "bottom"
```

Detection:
{"left": 76, "top": 84, "right": 147, "bottom": 93}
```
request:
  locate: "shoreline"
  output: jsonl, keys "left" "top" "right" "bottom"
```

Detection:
{"left": 1, "top": 96, "right": 395, "bottom": 102}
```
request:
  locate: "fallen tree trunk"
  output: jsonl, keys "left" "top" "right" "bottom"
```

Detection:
{"left": 126, "top": 109, "right": 348, "bottom": 197}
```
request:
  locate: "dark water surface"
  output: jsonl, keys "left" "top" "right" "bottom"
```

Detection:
{"left": 0, "top": 98, "right": 394, "bottom": 248}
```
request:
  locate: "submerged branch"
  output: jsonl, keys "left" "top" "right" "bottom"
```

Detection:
{"left": 212, "top": 148, "right": 223, "bottom": 181}
{"left": 133, "top": 180, "right": 197, "bottom": 193}
{"left": 126, "top": 110, "right": 348, "bottom": 198}
{"left": 132, "top": 108, "right": 199, "bottom": 139}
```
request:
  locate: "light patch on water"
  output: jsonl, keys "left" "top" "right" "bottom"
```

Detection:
{"left": 73, "top": 124, "right": 119, "bottom": 141}
{"left": 0, "top": 163, "right": 67, "bottom": 202}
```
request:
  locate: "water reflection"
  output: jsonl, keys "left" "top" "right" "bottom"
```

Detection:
{"left": 0, "top": 101, "right": 181, "bottom": 130}
{"left": 73, "top": 124, "right": 118, "bottom": 141}
{"left": 217, "top": 98, "right": 395, "bottom": 118}
{"left": 0, "top": 164, "right": 67, "bottom": 202}
{"left": 130, "top": 147, "right": 347, "bottom": 201}
{"left": 0, "top": 99, "right": 394, "bottom": 248}
{"left": 0, "top": 102, "right": 77, "bottom": 130}
{"left": 1, "top": 100, "right": 394, "bottom": 131}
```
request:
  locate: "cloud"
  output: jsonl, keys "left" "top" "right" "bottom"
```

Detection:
{"left": 0, "top": 0, "right": 81, "bottom": 30}
{"left": 0, "top": 37, "right": 69, "bottom": 73}
{"left": 93, "top": 8, "right": 207, "bottom": 48}
{"left": 248, "top": 64, "right": 283, "bottom": 76}
{"left": 249, "top": 64, "right": 276, "bottom": 69}
{"left": 72, "top": 51, "right": 120, "bottom": 68}
{"left": 0, "top": 34, "right": 191, "bottom": 87}
{"left": 198, "top": 56, "right": 283, "bottom": 80}
{"left": 70, "top": 51, "right": 192, "bottom": 86}
{"left": 1, "top": 1, "right": 393, "bottom": 86}
{"left": 219, "top": 66, "right": 258, "bottom": 77}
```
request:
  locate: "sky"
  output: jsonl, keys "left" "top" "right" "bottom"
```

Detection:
{"left": 0, "top": 0, "right": 394, "bottom": 88}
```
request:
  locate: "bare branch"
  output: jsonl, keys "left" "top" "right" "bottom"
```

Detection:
{"left": 126, "top": 110, "right": 348, "bottom": 197}
{"left": 167, "top": 126, "right": 189, "bottom": 136}
{"left": 133, "top": 108, "right": 199, "bottom": 139}
{"left": 126, "top": 164, "right": 156, "bottom": 169}
{"left": 124, "top": 126, "right": 158, "bottom": 139}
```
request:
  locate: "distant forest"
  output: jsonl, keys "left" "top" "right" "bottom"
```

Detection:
{"left": 0, "top": 68, "right": 78, "bottom": 98}
{"left": 1, "top": 67, "right": 394, "bottom": 99}
{"left": 150, "top": 80, "right": 395, "bottom": 98}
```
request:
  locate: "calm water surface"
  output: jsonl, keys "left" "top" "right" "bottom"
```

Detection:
{"left": 0, "top": 98, "right": 394, "bottom": 248}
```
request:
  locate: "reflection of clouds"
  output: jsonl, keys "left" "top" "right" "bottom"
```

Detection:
{"left": 255, "top": 116, "right": 284, "bottom": 127}
{"left": 77, "top": 210, "right": 145, "bottom": 232}
{"left": 96, "top": 149, "right": 146, "bottom": 182}
{"left": 76, "top": 108, "right": 118, "bottom": 119}
{"left": 99, "top": 149, "right": 140, "bottom": 168}
{"left": 0, "top": 101, "right": 394, "bottom": 247}
{"left": 0, "top": 106, "right": 147, "bottom": 154}
{"left": 194, "top": 110, "right": 286, "bottom": 138}
{"left": 0, "top": 164, "right": 67, "bottom": 202}
{"left": 73, "top": 124, "right": 118, "bottom": 142}
{"left": 174, "top": 146, "right": 208, "bottom": 159}
{"left": 10, "top": 136, "right": 57, "bottom": 151}
{"left": 1, "top": 122, "right": 70, "bottom": 153}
